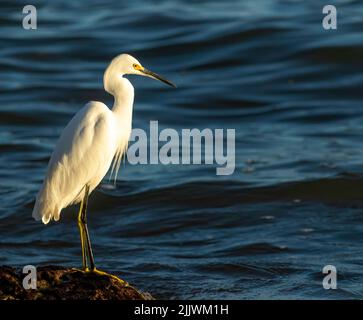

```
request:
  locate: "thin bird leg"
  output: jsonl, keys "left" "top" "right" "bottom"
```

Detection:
{"left": 80, "top": 185, "right": 96, "bottom": 271}
{"left": 77, "top": 185, "right": 127, "bottom": 284}
{"left": 77, "top": 191, "right": 88, "bottom": 271}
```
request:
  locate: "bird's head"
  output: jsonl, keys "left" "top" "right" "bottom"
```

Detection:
{"left": 104, "top": 54, "right": 176, "bottom": 93}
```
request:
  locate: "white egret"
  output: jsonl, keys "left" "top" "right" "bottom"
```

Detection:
{"left": 32, "top": 53, "right": 176, "bottom": 273}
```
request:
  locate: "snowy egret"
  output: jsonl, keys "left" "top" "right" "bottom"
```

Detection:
{"left": 32, "top": 54, "right": 176, "bottom": 272}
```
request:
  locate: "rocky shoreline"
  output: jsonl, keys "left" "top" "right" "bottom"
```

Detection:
{"left": 0, "top": 265, "right": 154, "bottom": 300}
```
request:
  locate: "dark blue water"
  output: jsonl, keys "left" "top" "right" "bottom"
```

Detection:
{"left": 1, "top": 0, "right": 363, "bottom": 299}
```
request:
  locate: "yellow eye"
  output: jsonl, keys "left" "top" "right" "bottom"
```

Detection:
{"left": 133, "top": 63, "right": 139, "bottom": 69}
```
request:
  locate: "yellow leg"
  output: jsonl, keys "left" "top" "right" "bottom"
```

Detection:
{"left": 80, "top": 185, "right": 95, "bottom": 270}
{"left": 76, "top": 185, "right": 127, "bottom": 285}
{"left": 78, "top": 195, "right": 88, "bottom": 271}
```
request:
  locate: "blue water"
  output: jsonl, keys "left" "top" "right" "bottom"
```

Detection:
{"left": 1, "top": 0, "right": 363, "bottom": 299}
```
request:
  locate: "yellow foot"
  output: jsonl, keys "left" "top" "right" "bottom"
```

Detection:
{"left": 87, "top": 268, "right": 129, "bottom": 286}
{"left": 72, "top": 268, "right": 90, "bottom": 272}
{"left": 71, "top": 267, "right": 90, "bottom": 273}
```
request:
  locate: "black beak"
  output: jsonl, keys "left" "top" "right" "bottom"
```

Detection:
{"left": 141, "top": 68, "right": 176, "bottom": 88}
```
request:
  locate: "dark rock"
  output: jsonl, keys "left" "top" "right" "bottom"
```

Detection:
{"left": 0, "top": 265, "right": 154, "bottom": 300}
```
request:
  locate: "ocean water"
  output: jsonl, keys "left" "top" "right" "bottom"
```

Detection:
{"left": 1, "top": 0, "right": 363, "bottom": 299}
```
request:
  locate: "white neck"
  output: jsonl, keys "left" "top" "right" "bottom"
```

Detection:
{"left": 104, "top": 60, "right": 135, "bottom": 113}
{"left": 103, "top": 70, "right": 135, "bottom": 180}
{"left": 104, "top": 69, "right": 133, "bottom": 114}
{"left": 110, "top": 77, "right": 134, "bottom": 115}
{"left": 103, "top": 58, "right": 135, "bottom": 149}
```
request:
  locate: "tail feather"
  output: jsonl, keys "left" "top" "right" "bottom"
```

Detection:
{"left": 32, "top": 190, "right": 60, "bottom": 224}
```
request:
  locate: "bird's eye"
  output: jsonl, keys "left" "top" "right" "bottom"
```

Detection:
{"left": 133, "top": 64, "right": 139, "bottom": 69}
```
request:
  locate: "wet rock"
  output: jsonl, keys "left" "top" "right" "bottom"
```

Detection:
{"left": 0, "top": 265, "right": 154, "bottom": 300}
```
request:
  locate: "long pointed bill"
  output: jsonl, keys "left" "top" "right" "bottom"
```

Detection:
{"left": 141, "top": 68, "right": 176, "bottom": 88}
